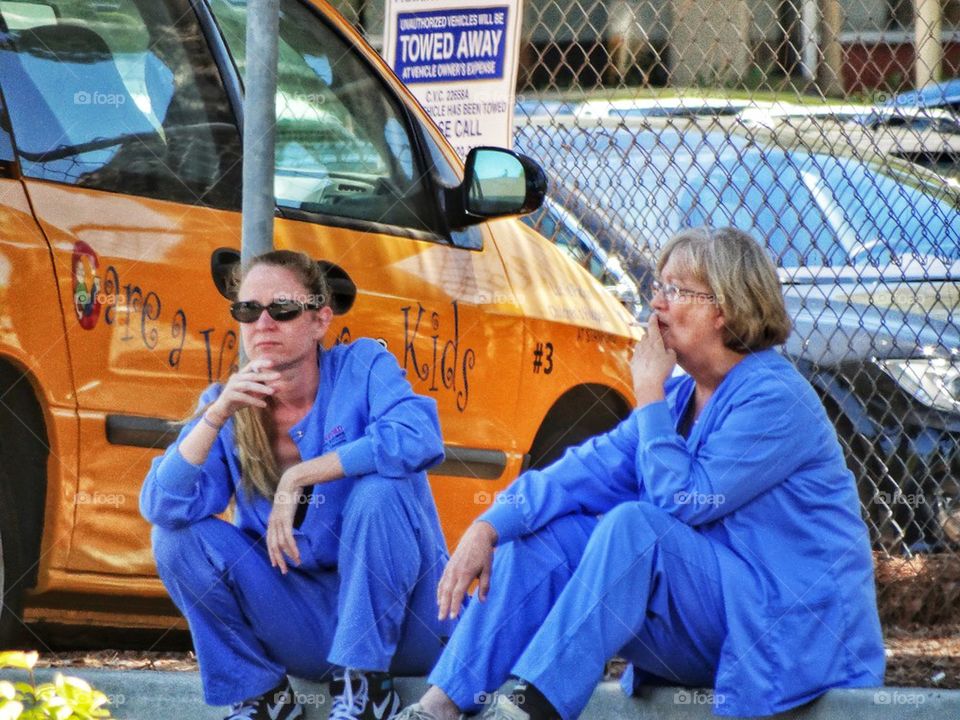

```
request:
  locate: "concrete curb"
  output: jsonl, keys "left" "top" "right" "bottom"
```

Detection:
{"left": 2, "top": 669, "right": 958, "bottom": 719}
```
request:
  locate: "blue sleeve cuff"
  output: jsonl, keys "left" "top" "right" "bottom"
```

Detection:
{"left": 634, "top": 400, "right": 675, "bottom": 443}
{"left": 154, "top": 446, "right": 205, "bottom": 497}
{"left": 478, "top": 500, "right": 529, "bottom": 545}
{"left": 337, "top": 437, "right": 377, "bottom": 478}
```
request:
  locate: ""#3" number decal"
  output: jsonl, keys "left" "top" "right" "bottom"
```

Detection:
{"left": 533, "top": 342, "right": 553, "bottom": 375}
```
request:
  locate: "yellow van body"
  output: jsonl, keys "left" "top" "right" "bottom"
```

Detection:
{"left": 0, "top": 0, "right": 640, "bottom": 633}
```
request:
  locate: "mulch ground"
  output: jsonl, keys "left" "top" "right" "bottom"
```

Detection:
{"left": 28, "top": 553, "right": 960, "bottom": 689}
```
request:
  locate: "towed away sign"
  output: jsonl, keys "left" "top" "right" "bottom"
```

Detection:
{"left": 384, "top": 0, "right": 522, "bottom": 156}
{"left": 394, "top": 7, "right": 507, "bottom": 82}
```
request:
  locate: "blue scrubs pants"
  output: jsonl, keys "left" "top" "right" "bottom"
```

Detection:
{"left": 153, "top": 477, "right": 451, "bottom": 705}
{"left": 429, "top": 503, "right": 731, "bottom": 720}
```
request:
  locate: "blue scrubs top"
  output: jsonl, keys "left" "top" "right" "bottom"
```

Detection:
{"left": 141, "top": 338, "right": 448, "bottom": 571}
{"left": 482, "top": 349, "right": 885, "bottom": 717}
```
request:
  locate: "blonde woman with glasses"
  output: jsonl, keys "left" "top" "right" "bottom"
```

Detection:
{"left": 397, "top": 227, "right": 883, "bottom": 720}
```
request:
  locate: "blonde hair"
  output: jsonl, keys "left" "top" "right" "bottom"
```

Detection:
{"left": 657, "top": 227, "right": 791, "bottom": 352}
{"left": 230, "top": 250, "right": 330, "bottom": 500}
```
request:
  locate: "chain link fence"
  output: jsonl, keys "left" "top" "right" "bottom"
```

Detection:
{"left": 507, "top": 1, "right": 960, "bottom": 684}
{"left": 336, "top": 0, "right": 960, "bottom": 683}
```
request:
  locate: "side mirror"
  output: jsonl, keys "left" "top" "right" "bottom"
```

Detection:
{"left": 447, "top": 147, "right": 547, "bottom": 229}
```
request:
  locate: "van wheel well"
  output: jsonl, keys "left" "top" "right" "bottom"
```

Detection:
{"left": 0, "top": 359, "right": 49, "bottom": 644}
{"left": 528, "top": 384, "right": 631, "bottom": 470}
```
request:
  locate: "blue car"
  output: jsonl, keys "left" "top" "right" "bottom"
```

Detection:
{"left": 517, "top": 119, "right": 960, "bottom": 553}
{"left": 884, "top": 78, "right": 960, "bottom": 115}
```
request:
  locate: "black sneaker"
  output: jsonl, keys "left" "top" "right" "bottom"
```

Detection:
{"left": 477, "top": 679, "right": 560, "bottom": 720}
{"left": 224, "top": 677, "right": 303, "bottom": 720}
{"left": 329, "top": 668, "right": 402, "bottom": 720}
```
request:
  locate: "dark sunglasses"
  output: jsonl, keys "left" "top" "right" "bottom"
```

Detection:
{"left": 230, "top": 299, "right": 320, "bottom": 323}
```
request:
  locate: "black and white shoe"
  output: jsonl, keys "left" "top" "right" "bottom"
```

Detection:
{"left": 224, "top": 677, "right": 303, "bottom": 720}
{"left": 329, "top": 668, "right": 402, "bottom": 720}
{"left": 476, "top": 679, "right": 561, "bottom": 720}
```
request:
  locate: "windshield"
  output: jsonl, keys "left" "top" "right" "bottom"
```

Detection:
{"left": 682, "top": 147, "right": 960, "bottom": 269}
{"left": 516, "top": 125, "right": 960, "bottom": 272}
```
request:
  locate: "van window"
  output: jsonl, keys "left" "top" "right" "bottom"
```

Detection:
{"left": 209, "top": 0, "right": 434, "bottom": 232}
{"left": 0, "top": 0, "right": 242, "bottom": 208}
{"left": 0, "top": 91, "right": 13, "bottom": 163}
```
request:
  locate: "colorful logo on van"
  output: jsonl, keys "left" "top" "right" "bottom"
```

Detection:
{"left": 72, "top": 241, "right": 102, "bottom": 330}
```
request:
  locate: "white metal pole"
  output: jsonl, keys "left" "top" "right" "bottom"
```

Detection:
{"left": 242, "top": 0, "right": 280, "bottom": 263}
{"left": 800, "top": 0, "right": 818, "bottom": 81}
{"left": 914, "top": 0, "right": 942, "bottom": 88}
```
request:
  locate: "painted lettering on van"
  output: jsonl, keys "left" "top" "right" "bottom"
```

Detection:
{"left": 401, "top": 300, "right": 475, "bottom": 412}
{"left": 91, "top": 263, "right": 237, "bottom": 382}
{"left": 199, "top": 328, "right": 239, "bottom": 383}
{"left": 101, "top": 266, "right": 165, "bottom": 350}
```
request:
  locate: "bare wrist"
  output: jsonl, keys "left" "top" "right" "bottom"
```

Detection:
{"left": 281, "top": 464, "right": 309, "bottom": 491}
{"left": 203, "top": 408, "right": 226, "bottom": 428}
{"left": 474, "top": 520, "right": 499, "bottom": 546}
{"left": 633, "top": 387, "right": 665, "bottom": 408}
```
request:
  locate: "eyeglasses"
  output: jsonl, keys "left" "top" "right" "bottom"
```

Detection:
{"left": 230, "top": 299, "right": 320, "bottom": 323}
{"left": 651, "top": 279, "right": 717, "bottom": 304}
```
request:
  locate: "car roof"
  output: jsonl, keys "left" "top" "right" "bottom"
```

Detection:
{"left": 738, "top": 101, "right": 960, "bottom": 132}
{"left": 885, "top": 78, "right": 960, "bottom": 110}
{"left": 574, "top": 97, "right": 753, "bottom": 119}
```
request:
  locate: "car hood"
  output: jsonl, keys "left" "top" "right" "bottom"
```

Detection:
{"left": 782, "top": 267, "right": 959, "bottom": 364}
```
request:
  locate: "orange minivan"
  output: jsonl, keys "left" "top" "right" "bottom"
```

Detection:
{"left": 0, "top": 0, "right": 639, "bottom": 641}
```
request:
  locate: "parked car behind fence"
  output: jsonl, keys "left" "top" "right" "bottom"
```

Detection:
{"left": 516, "top": 116, "right": 960, "bottom": 554}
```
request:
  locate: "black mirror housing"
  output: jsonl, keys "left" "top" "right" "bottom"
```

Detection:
{"left": 446, "top": 147, "right": 547, "bottom": 229}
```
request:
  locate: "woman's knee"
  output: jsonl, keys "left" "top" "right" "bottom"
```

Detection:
{"left": 151, "top": 516, "right": 245, "bottom": 573}
{"left": 492, "top": 513, "right": 595, "bottom": 583}
{"left": 593, "top": 501, "right": 676, "bottom": 549}
{"left": 341, "top": 477, "right": 415, "bottom": 537}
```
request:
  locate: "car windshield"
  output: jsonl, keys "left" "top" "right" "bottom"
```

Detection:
{"left": 517, "top": 125, "right": 960, "bottom": 271}
{"left": 680, "top": 144, "right": 959, "bottom": 269}
{"left": 677, "top": 147, "right": 959, "bottom": 268}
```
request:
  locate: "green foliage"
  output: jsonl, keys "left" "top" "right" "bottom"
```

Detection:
{"left": 0, "top": 652, "right": 115, "bottom": 719}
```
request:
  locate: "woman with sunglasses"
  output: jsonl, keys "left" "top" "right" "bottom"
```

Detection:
{"left": 396, "top": 227, "right": 883, "bottom": 720}
{"left": 141, "top": 250, "right": 454, "bottom": 720}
